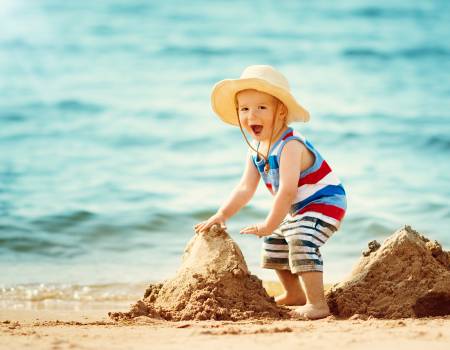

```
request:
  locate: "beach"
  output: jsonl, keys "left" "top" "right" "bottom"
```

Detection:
{"left": 2, "top": 308, "right": 450, "bottom": 350}
{"left": 1, "top": 1, "right": 449, "bottom": 348}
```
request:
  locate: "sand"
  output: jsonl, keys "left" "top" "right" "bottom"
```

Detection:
{"left": 109, "top": 224, "right": 287, "bottom": 321}
{"left": 327, "top": 226, "right": 450, "bottom": 318}
{"left": 2, "top": 225, "right": 450, "bottom": 349}
{"left": 110, "top": 225, "right": 450, "bottom": 322}
{"left": 1, "top": 309, "right": 450, "bottom": 350}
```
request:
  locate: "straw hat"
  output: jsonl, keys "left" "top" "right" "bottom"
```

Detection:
{"left": 211, "top": 65, "right": 310, "bottom": 126}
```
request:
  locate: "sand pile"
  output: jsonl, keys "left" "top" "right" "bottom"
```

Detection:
{"left": 109, "top": 225, "right": 287, "bottom": 321}
{"left": 326, "top": 225, "right": 450, "bottom": 319}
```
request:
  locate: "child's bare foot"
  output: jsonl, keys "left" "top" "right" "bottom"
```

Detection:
{"left": 290, "top": 302, "right": 330, "bottom": 320}
{"left": 275, "top": 292, "right": 306, "bottom": 306}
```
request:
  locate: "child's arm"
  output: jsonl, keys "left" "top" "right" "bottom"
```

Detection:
{"left": 194, "top": 154, "right": 261, "bottom": 234}
{"left": 240, "top": 140, "right": 302, "bottom": 236}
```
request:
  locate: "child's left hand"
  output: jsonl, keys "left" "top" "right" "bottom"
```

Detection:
{"left": 240, "top": 224, "right": 272, "bottom": 238}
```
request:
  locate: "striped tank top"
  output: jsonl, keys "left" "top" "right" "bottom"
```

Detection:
{"left": 251, "top": 127, "right": 347, "bottom": 226}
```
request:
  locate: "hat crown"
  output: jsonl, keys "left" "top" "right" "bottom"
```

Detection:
{"left": 240, "top": 65, "right": 291, "bottom": 91}
{"left": 211, "top": 64, "right": 310, "bottom": 125}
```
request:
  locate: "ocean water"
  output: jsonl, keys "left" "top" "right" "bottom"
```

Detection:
{"left": 1, "top": 0, "right": 449, "bottom": 308}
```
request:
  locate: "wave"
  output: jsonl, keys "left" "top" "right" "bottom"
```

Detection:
{"left": 4, "top": 100, "right": 106, "bottom": 115}
{"left": 55, "top": 99, "right": 105, "bottom": 113}
{"left": 342, "top": 48, "right": 389, "bottom": 59}
{"left": 423, "top": 134, "right": 450, "bottom": 151}
{"left": 31, "top": 210, "right": 95, "bottom": 233}
{"left": 343, "top": 46, "right": 449, "bottom": 60}
{"left": 0, "top": 112, "right": 27, "bottom": 123}
{"left": 158, "top": 44, "right": 270, "bottom": 57}
{"left": 0, "top": 235, "right": 80, "bottom": 257}
{"left": 0, "top": 282, "right": 146, "bottom": 303}
{"left": 0, "top": 209, "right": 193, "bottom": 257}
{"left": 352, "top": 6, "right": 429, "bottom": 19}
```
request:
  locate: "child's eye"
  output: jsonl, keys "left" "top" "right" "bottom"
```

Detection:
{"left": 240, "top": 107, "right": 248, "bottom": 112}
{"left": 258, "top": 106, "right": 267, "bottom": 110}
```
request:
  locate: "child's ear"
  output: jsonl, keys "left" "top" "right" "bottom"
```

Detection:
{"left": 278, "top": 103, "right": 288, "bottom": 120}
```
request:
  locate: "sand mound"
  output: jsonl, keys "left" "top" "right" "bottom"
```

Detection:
{"left": 109, "top": 225, "right": 287, "bottom": 321}
{"left": 326, "top": 225, "right": 450, "bottom": 319}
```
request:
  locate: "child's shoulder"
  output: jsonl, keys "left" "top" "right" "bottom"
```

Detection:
{"left": 277, "top": 129, "right": 316, "bottom": 170}
{"left": 280, "top": 136, "right": 311, "bottom": 158}
{"left": 274, "top": 128, "right": 309, "bottom": 155}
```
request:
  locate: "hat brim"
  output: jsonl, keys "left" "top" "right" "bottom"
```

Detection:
{"left": 211, "top": 78, "right": 310, "bottom": 126}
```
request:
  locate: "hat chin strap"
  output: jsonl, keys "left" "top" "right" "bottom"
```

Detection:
{"left": 236, "top": 103, "right": 280, "bottom": 173}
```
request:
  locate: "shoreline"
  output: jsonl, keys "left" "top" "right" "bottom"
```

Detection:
{"left": 0, "top": 280, "right": 328, "bottom": 311}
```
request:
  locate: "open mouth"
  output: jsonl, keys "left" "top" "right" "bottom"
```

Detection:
{"left": 250, "top": 125, "right": 263, "bottom": 136}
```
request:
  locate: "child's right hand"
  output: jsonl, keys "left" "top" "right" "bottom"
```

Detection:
{"left": 194, "top": 212, "right": 227, "bottom": 234}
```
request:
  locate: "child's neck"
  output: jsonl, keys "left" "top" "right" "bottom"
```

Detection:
{"left": 258, "top": 125, "right": 289, "bottom": 154}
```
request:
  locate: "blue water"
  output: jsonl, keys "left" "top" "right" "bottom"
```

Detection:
{"left": 1, "top": 0, "right": 449, "bottom": 304}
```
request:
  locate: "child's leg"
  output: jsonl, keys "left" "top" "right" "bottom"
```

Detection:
{"left": 274, "top": 269, "right": 306, "bottom": 306}
{"left": 282, "top": 216, "right": 339, "bottom": 319}
{"left": 260, "top": 225, "right": 306, "bottom": 305}
{"left": 291, "top": 271, "right": 330, "bottom": 319}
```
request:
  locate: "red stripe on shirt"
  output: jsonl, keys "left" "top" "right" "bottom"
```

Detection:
{"left": 265, "top": 183, "right": 273, "bottom": 193}
{"left": 297, "top": 203, "right": 346, "bottom": 221}
{"left": 282, "top": 131, "right": 294, "bottom": 140}
{"left": 298, "top": 160, "right": 332, "bottom": 186}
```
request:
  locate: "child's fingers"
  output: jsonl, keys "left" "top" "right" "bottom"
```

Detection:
{"left": 195, "top": 219, "right": 227, "bottom": 234}
{"left": 199, "top": 221, "right": 213, "bottom": 233}
{"left": 194, "top": 221, "right": 208, "bottom": 233}
{"left": 241, "top": 231, "right": 257, "bottom": 236}
{"left": 194, "top": 222, "right": 202, "bottom": 228}
{"left": 240, "top": 226, "right": 257, "bottom": 235}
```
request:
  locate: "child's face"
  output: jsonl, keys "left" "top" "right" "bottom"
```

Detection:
{"left": 236, "top": 89, "right": 286, "bottom": 142}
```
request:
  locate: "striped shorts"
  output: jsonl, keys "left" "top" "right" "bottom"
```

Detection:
{"left": 261, "top": 214, "right": 339, "bottom": 274}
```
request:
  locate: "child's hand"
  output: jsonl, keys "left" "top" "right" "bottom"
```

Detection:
{"left": 240, "top": 224, "right": 272, "bottom": 238}
{"left": 194, "top": 212, "right": 227, "bottom": 234}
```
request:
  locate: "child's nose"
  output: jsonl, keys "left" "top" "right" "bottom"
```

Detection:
{"left": 248, "top": 108, "right": 259, "bottom": 119}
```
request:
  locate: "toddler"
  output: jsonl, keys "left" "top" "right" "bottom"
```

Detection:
{"left": 194, "top": 65, "right": 347, "bottom": 319}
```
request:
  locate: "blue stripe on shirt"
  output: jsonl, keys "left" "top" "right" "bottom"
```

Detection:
{"left": 291, "top": 184, "right": 346, "bottom": 212}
